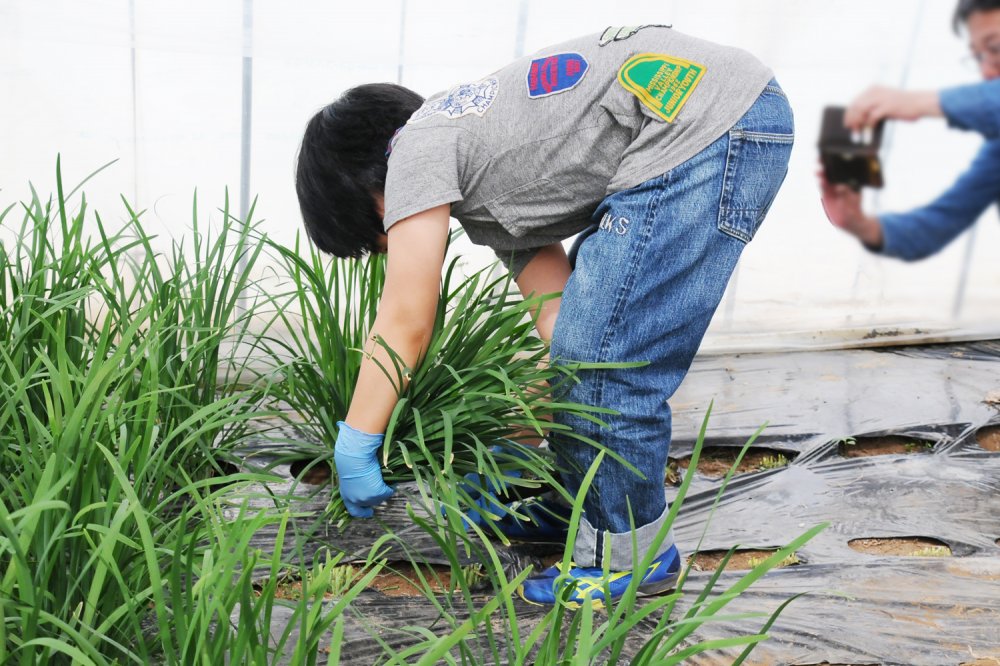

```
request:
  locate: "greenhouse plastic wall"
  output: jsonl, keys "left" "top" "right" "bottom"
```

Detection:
{"left": 2, "top": 0, "right": 998, "bottom": 353}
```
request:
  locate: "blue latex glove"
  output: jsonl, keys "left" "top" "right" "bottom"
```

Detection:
{"left": 456, "top": 444, "right": 525, "bottom": 527}
{"left": 334, "top": 420, "right": 395, "bottom": 518}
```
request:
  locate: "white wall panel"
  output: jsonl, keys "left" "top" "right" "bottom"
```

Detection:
{"left": 2, "top": 0, "right": 997, "bottom": 350}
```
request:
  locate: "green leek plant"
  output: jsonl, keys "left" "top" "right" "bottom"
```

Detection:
{"left": 1, "top": 160, "right": 275, "bottom": 485}
{"left": 259, "top": 236, "right": 634, "bottom": 522}
{"left": 1, "top": 162, "right": 378, "bottom": 663}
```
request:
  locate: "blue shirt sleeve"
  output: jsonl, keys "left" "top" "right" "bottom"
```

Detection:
{"left": 939, "top": 79, "right": 1000, "bottom": 139}
{"left": 879, "top": 140, "right": 1000, "bottom": 260}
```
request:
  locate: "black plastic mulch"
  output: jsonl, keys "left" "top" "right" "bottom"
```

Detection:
{"left": 237, "top": 340, "right": 1000, "bottom": 665}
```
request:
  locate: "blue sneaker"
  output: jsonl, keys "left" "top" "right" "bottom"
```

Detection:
{"left": 518, "top": 545, "right": 681, "bottom": 608}
{"left": 494, "top": 495, "right": 573, "bottom": 543}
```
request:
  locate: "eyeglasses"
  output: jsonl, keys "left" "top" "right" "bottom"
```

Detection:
{"left": 962, "top": 41, "right": 1000, "bottom": 69}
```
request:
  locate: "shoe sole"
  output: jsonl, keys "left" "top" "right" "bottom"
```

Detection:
{"left": 636, "top": 571, "right": 680, "bottom": 597}
{"left": 517, "top": 571, "right": 679, "bottom": 609}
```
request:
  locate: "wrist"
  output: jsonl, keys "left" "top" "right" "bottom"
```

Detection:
{"left": 913, "top": 90, "right": 943, "bottom": 119}
{"left": 857, "top": 214, "right": 884, "bottom": 250}
{"left": 336, "top": 420, "right": 385, "bottom": 454}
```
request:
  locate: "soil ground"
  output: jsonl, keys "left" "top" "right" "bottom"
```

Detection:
{"left": 847, "top": 537, "right": 952, "bottom": 557}
{"left": 289, "top": 459, "right": 332, "bottom": 485}
{"left": 668, "top": 447, "right": 793, "bottom": 484}
{"left": 976, "top": 426, "right": 1000, "bottom": 452}
{"left": 273, "top": 562, "right": 458, "bottom": 600}
{"left": 369, "top": 564, "right": 457, "bottom": 596}
{"left": 838, "top": 436, "right": 935, "bottom": 458}
{"left": 688, "top": 549, "right": 800, "bottom": 573}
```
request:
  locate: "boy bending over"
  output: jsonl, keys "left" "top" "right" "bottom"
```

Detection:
{"left": 296, "top": 25, "right": 793, "bottom": 606}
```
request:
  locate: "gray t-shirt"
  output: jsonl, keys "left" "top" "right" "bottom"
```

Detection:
{"left": 383, "top": 25, "right": 774, "bottom": 276}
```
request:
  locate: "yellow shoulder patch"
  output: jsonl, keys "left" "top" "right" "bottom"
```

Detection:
{"left": 617, "top": 53, "right": 706, "bottom": 123}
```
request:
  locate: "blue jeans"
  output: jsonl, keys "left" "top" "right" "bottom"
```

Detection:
{"left": 550, "top": 81, "right": 794, "bottom": 570}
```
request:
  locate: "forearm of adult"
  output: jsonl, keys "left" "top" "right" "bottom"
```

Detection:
{"left": 844, "top": 80, "right": 1000, "bottom": 139}
{"left": 844, "top": 86, "right": 942, "bottom": 130}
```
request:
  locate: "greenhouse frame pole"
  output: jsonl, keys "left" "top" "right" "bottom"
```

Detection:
{"left": 953, "top": 225, "right": 976, "bottom": 319}
{"left": 514, "top": 0, "right": 528, "bottom": 58}
{"left": 129, "top": 0, "right": 138, "bottom": 207}
{"left": 238, "top": 0, "right": 253, "bottom": 314}
{"left": 397, "top": 0, "right": 407, "bottom": 84}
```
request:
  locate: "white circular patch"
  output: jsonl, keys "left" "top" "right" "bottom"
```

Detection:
{"left": 408, "top": 77, "right": 499, "bottom": 124}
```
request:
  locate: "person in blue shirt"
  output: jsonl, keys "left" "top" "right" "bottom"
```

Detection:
{"left": 821, "top": 0, "right": 1000, "bottom": 257}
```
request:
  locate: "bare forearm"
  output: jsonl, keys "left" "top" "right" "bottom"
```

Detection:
{"left": 343, "top": 203, "right": 450, "bottom": 435}
{"left": 345, "top": 307, "right": 435, "bottom": 433}
{"left": 844, "top": 86, "right": 942, "bottom": 130}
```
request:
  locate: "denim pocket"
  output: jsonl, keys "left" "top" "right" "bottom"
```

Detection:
{"left": 717, "top": 128, "right": 794, "bottom": 243}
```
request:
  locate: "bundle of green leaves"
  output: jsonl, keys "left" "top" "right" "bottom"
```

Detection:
{"left": 0, "top": 162, "right": 375, "bottom": 664}
{"left": 260, "top": 235, "right": 627, "bottom": 523}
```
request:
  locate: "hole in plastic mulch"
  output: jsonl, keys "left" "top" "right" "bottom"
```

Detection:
{"left": 688, "top": 548, "right": 802, "bottom": 572}
{"left": 207, "top": 460, "right": 241, "bottom": 490}
{"left": 848, "top": 536, "right": 952, "bottom": 557}
{"left": 668, "top": 446, "right": 796, "bottom": 484}
{"left": 797, "top": 663, "right": 881, "bottom": 666}
{"left": 272, "top": 563, "right": 476, "bottom": 599}
{"left": 289, "top": 459, "right": 332, "bottom": 485}
{"left": 838, "top": 435, "right": 936, "bottom": 458}
{"left": 975, "top": 425, "right": 1000, "bottom": 452}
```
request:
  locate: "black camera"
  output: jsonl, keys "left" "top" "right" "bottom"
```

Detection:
{"left": 819, "top": 106, "right": 885, "bottom": 190}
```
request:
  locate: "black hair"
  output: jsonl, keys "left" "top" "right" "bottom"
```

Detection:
{"left": 295, "top": 83, "right": 424, "bottom": 258}
{"left": 953, "top": 0, "right": 1000, "bottom": 33}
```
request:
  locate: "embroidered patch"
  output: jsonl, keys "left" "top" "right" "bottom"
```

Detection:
{"left": 526, "top": 53, "right": 590, "bottom": 98}
{"left": 617, "top": 53, "right": 705, "bottom": 122}
{"left": 408, "top": 78, "right": 499, "bottom": 123}
{"left": 598, "top": 24, "right": 672, "bottom": 47}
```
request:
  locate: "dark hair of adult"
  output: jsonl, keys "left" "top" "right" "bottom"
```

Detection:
{"left": 296, "top": 83, "right": 424, "bottom": 258}
{"left": 953, "top": 0, "right": 1000, "bottom": 33}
